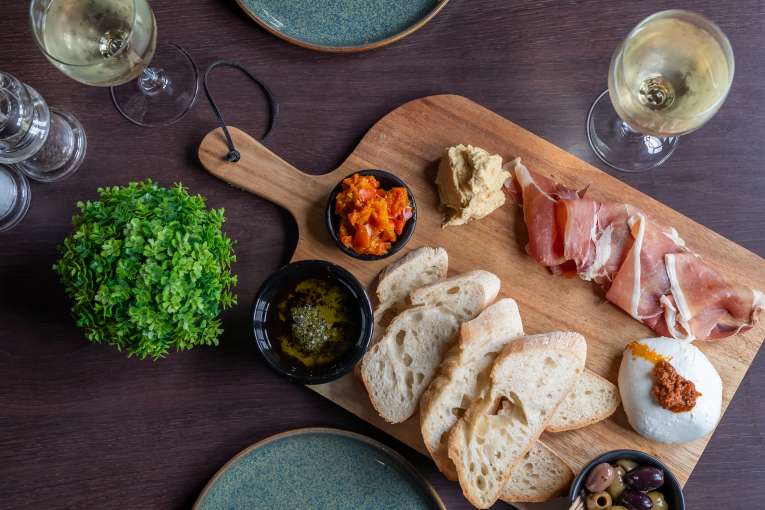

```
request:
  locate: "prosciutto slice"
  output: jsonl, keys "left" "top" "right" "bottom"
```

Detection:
{"left": 507, "top": 159, "right": 764, "bottom": 341}
{"left": 510, "top": 159, "right": 581, "bottom": 268}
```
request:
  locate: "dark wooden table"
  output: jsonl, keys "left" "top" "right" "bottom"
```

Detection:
{"left": 2, "top": 1, "right": 764, "bottom": 508}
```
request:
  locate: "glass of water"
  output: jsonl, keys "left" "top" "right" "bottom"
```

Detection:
{"left": 587, "top": 10, "right": 734, "bottom": 172}
{"left": 30, "top": 0, "right": 198, "bottom": 127}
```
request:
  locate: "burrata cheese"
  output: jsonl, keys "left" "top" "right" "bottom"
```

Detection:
{"left": 618, "top": 337, "right": 722, "bottom": 444}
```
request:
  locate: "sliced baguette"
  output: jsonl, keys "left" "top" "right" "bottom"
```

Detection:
{"left": 410, "top": 270, "right": 501, "bottom": 320}
{"left": 361, "top": 270, "right": 500, "bottom": 424}
{"left": 358, "top": 247, "right": 450, "bottom": 381}
{"left": 420, "top": 298, "right": 525, "bottom": 480}
{"left": 448, "top": 332, "right": 587, "bottom": 509}
{"left": 546, "top": 370, "right": 620, "bottom": 432}
{"left": 420, "top": 299, "right": 574, "bottom": 503}
{"left": 422, "top": 299, "right": 614, "bottom": 482}
{"left": 361, "top": 306, "right": 461, "bottom": 423}
{"left": 501, "top": 443, "right": 574, "bottom": 503}
{"left": 376, "top": 246, "right": 448, "bottom": 310}
{"left": 371, "top": 246, "right": 449, "bottom": 349}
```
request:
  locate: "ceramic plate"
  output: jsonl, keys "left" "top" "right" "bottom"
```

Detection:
{"left": 194, "top": 428, "right": 445, "bottom": 510}
{"left": 235, "top": 0, "right": 450, "bottom": 52}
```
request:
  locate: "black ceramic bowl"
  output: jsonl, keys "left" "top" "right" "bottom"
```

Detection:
{"left": 325, "top": 169, "right": 417, "bottom": 261}
{"left": 569, "top": 449, "right": 684, "bottom": 510}
{"left": 252, "top": 260, "right": 374, "bottom": 385}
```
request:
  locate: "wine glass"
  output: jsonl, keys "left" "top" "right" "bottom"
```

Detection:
{"left": 29, "top": 0, "right": 198, "bottom": 127}
{"left": 586, "top": 10, "right": 734, "bottom": 173}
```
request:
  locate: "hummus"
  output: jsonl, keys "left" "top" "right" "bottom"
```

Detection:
{"left": 435, "top": 144, "right": 510, "bottom": 227}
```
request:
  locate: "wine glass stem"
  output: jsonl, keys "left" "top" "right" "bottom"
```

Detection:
{"left": 619, "top": 120, "right": 640, "bottom": 135}
{"left": 138, "top": 67, "right": 170, "bottom": 96}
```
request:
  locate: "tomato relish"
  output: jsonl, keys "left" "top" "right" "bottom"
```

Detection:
{"left": 334, "top": 173, "right": 413, "bottom": 256}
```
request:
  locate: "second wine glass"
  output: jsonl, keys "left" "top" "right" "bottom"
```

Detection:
{"left": 30, "top": 0, "right": 198, "bottom": 127}
{"left": 587, "top": 10, "right": 734, "bottom": 173}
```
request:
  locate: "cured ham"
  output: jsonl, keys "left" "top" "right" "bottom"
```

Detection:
{"left": 507, "top": 158, "right": 764, "bottom": 341}
{"left": 660, "top": 253, "right": 765, "bottom": 339}
{"left": 510, "top": 162, "right": 581, "bottom": 268}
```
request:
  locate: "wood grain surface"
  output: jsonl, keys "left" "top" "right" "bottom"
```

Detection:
{"left": 198, "top": 94, "right": 765, "bottom": 488}
{"left": 1, "top": 1, "right": 764, "bottom": 509}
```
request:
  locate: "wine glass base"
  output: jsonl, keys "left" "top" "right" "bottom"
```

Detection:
{"left": 110, "top": 43, "right": 199, "bottom": 127}
{"left": 586, "top": 89, "right": 678, "bottom": 173}
{"left": 0, "top": 83, "right": 50, "bottom": 165}
{"left": 0, "top": 166, "right": 31, "bottom": 232}
{"left": 15, "top": 108, "right": 87, "bottom": 183}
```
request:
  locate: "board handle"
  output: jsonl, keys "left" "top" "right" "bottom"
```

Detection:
{"left": 198, "top": 126, "right": 313, "bottom": 212}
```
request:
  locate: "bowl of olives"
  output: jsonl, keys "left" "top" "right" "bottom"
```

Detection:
{"left": 569, "top": 450, "right": 684, "bottom": 510}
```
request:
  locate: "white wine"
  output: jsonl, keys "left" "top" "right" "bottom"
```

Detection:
{"left": 38, "top": 0, "right": 157, "bottom": 87}
{"left": 31, "top": 0, "right": 197, "bottom": 127}
{"left": 609, "top": 11, "right": 733, "bottom": 137}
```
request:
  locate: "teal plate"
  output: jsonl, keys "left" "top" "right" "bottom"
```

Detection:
{"left": 234, "top": 0, "right": 450, "bottom": 52}
{"left": 193, "top": 428, "right": 445, "bottom": 510}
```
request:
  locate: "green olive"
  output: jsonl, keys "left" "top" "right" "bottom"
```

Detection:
{"left": 615, "top": 458, "right": 639, "bottom": 472}
{"left": 648, "top": 491, "right": 669, "bottom": 510}
{"left": 611, "top": 507, "right": 629, "bottom": 510}
{"left": 607, "top": 466, "right": 626, "bottom": 499}
{"left": 585, "top": 491, "right": 612, "bottom": 510}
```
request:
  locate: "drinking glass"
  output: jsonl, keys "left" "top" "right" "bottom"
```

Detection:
{"left": 30, "top": 0, "right": 198, "bottom": 127}
{"left": 1, "top": 71, "right": 86, "bottom": 184}
{"left": 0, "top": 165, "right": 31, "bottom": 232}
{"left": 587, "top": 10, "right": 734, "bottom": 173}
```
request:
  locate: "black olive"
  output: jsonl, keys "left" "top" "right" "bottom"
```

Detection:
{"left": 623, "top": 466, "right": 664, "bottom": 492}
{"left": 620, "top": 489, "right": 653, "bottom": 510}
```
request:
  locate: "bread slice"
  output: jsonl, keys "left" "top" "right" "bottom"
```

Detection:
{"left": 420, "top": 298, "right": 525, "bottom": 480}
{"left": 501, "top": 443, "right": 574, "bottom": 503}
{"left": 360, "top": 246, "right": 449, "bottom": 376}
{"left": 361, "top": 306, "right": 461, "bottom": 423}
{"left": 501, "top": 373, "right": 614, "bottom": 503}
{"left": 376, "top": 246, "right": 448, "bottom": 309}
{"left": 421, "top": 300, "right": 611, "bottom": 482}
{"left": 420, "top": 300, "right": 585, "bottom": 503}
{"left": 546, "top": 370, "right": 620, "bottom": 432}
{"left": 361, "top": 270, "right": 500, "bottom": 424}
{"left": 410, "top": 270, "right": 501, "bottom": 320}
{"left": 448, "top": 332, "right": 587, "bottom": 509}
{"left": 369, "top": 247, "right": 449, "bottom": 352}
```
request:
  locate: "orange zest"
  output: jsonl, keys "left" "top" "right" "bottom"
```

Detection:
{"left": 335, "top": 173, "right": 413, "bottom": 256}
{"left": 625, "top": 341, "right": 669, "bottom": 364}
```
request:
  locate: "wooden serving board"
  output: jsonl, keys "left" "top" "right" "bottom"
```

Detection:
{"left": 199, "top": 95, "right": 765, "bottom": 490}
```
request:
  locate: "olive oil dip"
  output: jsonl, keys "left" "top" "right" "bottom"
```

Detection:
{"left": 267, "top": 277, "right": 359, "bottom": 368}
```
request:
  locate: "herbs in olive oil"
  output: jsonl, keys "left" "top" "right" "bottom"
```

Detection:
{"left": 267, "top": 277, "right": 359, "bottom": 368}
